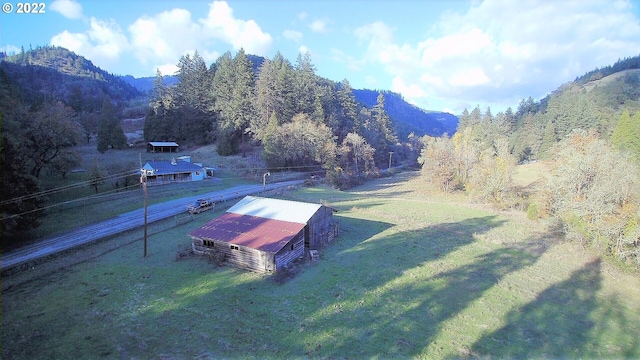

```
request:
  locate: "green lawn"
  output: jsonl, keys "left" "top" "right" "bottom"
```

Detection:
{"left": 2, "top": 172, "right": 639, "bottom": 359}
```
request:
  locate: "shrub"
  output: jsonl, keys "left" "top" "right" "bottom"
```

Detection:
{"left": 540, "top": 130, "right": 640, "bottom": 265}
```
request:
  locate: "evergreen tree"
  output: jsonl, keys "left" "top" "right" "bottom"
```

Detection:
{"left": 504, "top": 107, "right": 516, "bottom": 133}
{"left": 231, "top": 48, "right": 256, "bottom": 156}
{"left": 293, "top": 51, "right": 318, "bottom": 115}
{"left": 252, "top": 52, "right": 295, "bottom": 140}
{"left": 457, "top": 108, "right": 470, "bottom": 131}
{"left": 151, "top": 68, "right": 172, "bottom": 112}
{"left": 175, "top": 51, "right": 212, "bottom": 111}
{"left": 332, "top": 79, "right": 359, "bottom": 141}
{"left": 97, "top": 98, "right": 126, "bottom": 153}
{"left": 213, "top": 49, "right": 255, "bottom": 155}
{"left": 612, "top": 110, "right": 640, "bottom": 161}
{"left": 262, "top": 112, "right": 285, "bottom": 169}
{"left": 539, "top": 119, "right": 558, "bottom": 158}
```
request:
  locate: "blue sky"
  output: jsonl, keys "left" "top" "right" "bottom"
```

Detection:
{"left": 2, "top": 0, "right": 640, "bottom": 114}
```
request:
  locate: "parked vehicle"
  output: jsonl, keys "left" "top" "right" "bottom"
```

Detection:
{"left": 186, "top": 198, "right": 214, "bottom": 214}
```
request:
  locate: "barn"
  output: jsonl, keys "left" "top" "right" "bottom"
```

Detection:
{"left": 189, "top": 196, "right": 338, "bottom": 273}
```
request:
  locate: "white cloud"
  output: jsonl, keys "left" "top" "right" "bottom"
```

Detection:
{"left": 49, "top": 1, "right": 272, "bottom": 77}
{"left": 51, "top": 17, "right": 128, "bottom": 68}
{"left": 348, "top": 0, "right": 640, "bottom": 113}
{"left": 129, "top": 8, "right": 200, "bottom": 65}
{"left": 156, "top": 63, "right": 179, "bottom": 77}
{"left": 298, "top": 45, "right": 310, "bottom": 55}
{"left": 50, "top": 0, "right": 83, "bottom": 19}
{"left": 283, "top": 30, "right": 303, "bottom": 42}
{"left": 330, "top": 48, "right": 365, "bottom": 71}
{"left": 1, "top": 44, "right": 21, "bottom": 55}
{"left": 391, "top": 77, "right": 427, "bottom": 98}
{"left": 310, "top": 19, "right": 329, "bottom": 33}
{"left": 199, "top": 1, "right": 272, "bottom": 56}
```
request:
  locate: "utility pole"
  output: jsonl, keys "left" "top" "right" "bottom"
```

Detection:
{"left": 263, "top": 172, "right": 270, "bottom": 193}
{"left": 388, "top": 151, "right": 394, "bottom": 170}
{"left": 140, "top": 153, "right": 148, "bottom": 257}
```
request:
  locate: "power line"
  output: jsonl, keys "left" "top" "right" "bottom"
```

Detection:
{"left": 1, "top": 163, "right": 326, "bottom": 220}
{"left": 0, "top": 169, "right": 139, "bottom": 206}
{"left": 2, "top": 163, "right": 322, "bottom": 206}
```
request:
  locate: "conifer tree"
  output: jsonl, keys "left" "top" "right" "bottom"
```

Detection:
{"left": 253, "top": 52, "right": 294, "bottom": 140}
{"left": 612, "top": 110, "right": 640, "bottom": 161}
{"left": 293, "top": 51, "right": 318, "bottom": 116}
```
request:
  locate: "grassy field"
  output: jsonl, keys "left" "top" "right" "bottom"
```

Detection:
{"left": 2, "top": 172, "right": 640, "bottom": 359}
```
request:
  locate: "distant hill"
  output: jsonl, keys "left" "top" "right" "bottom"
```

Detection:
{"left": 499, "top": 54, "right": 640, "bottom": 161}
{"left": 1, "top": 46, "right": 141, "bottom": 111}
{"left": 120, "top": 74, "right": 179, "bottom": 94}
{"left": 353, "top": 89, "right": 458, "bottom": 137}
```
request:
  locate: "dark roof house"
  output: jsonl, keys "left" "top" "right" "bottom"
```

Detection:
{"left": 189, "top": 196, "right": 338, "bottom": 273}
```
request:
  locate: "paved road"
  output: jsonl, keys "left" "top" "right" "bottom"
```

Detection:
{"left": 0, "top": 180, "right": 304, "bottom": 271}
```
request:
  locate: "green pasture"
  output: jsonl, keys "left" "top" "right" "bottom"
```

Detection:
{"left": 2, "top": 173, "right": 639, "bottom": 359}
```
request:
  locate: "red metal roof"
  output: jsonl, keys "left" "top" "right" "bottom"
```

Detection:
{"left": 188, "top": 212, "right": 305, "bottom": 253}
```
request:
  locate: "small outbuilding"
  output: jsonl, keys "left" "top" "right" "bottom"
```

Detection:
{"left": 141, "top": 158, "right": 206, "bottom": 186}
{"left": 189, "top": 196, "right": 338, "bottom": 273}
{"left": 147, "top": 141, "right": 179, "bottom": 153}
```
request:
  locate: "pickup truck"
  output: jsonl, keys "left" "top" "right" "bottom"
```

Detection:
{"left": 186, "top": 198, "right": 214, "bottom": 214}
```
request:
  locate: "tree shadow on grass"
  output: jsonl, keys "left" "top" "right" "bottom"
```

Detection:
{"left": 470, "top": 258, "right": 612, "bottom": 359}
{"left": 286, "top": 216, "right": 551, "bottom": 358}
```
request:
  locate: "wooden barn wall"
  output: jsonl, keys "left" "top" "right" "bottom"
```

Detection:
{"left": 275, "top": 232, "right": 305, "bottom": 270}
{"left": 306, "top": 206, "right": 337, "bottom": 249}
{"left": 191, "top": 231, "right": 304, "bottom": 273}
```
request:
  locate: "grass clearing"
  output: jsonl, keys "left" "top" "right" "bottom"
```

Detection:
{"left": 512, "top": 161, "right": 548, "bottom": 188}
{"left": 2, "top": 172, "right": 640, "bottom": 358}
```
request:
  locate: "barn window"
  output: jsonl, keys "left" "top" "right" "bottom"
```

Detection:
{"left": 231, "top": 245, "right": 239, "bottom": 250}
{"left": 290, "top": 243, "right": 294, "bottom": 251}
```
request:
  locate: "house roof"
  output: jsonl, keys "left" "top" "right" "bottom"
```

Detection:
{"left": 227, "top": 196, "right": 322, "bottom": 224}
{"left": 142, "top": 160, "right": 203, "bottom": 175}
{"left": 148, "top": 141, "right": 179, "bottom": 147}
{"left": 188, "top": 212, "right": 305, "bottom": 253}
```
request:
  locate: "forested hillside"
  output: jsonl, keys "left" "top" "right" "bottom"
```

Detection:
{"left": 353, "top": 89, "right": 458, "bottom": 137}
{"left": 419, "top": 54, "right": 640, "bottom": 267}
{"left": 1, "top": 46, "right": 144, "bottom": 241}
{"left": 4, "top": 46, "right": 140, "bottom": 104}
{"left": 453, "top": 55, "right": 640, "bottom": 162}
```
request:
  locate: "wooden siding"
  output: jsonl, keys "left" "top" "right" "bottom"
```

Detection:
{"left": 190, "top": 228, "right": 304, "bottom": 273}
{"left": 306, "top": 206, "right": 338, "bottom": 249}
{"left": 275, "top": 233, "right": 305, "bottom": 269}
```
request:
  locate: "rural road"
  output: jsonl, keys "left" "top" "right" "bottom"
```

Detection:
{"left": 0, "top": 180, "right": 304, "bottom": 271}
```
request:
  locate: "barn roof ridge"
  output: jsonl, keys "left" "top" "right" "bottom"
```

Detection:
{"left": 227, "top": 195, "right": 323, "bottom": 224}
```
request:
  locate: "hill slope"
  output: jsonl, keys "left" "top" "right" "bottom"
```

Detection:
{"left": 494, "top": 54, "right": 640, "bottom": 161}
{"left": 1, "top": 46, "right": 141, "bottom": 111}
{"left": 353, "top": 89, "right": 458, "bottom": 137}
